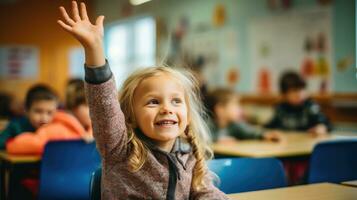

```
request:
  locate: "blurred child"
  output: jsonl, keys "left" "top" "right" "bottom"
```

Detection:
{"left": 265, "top": 71, "right": 332, "bottom": 136}
{"left": 57, "top": 2, "right": 227, "bottom": 199}
{"left": 206, "top": 88, "right": 282, "bottom": 143}
{"left": 65, "top": 78, "right": 93, "bottom": 137}
{"left": 0, "top": 91, "right": 24, "bottom": 120}
{"left": 6, "top": 110, "right": 92, "bottom": 155}
{"left": 0, "top": 84, "right": 58, "bottom": 199}
{"left": 6, "top": 80, "right": 93, "bottom": 154}
{"left": 0, "top": 84, "right": 58, "bottom": 149}
{"left": 0, "top": 92, "right": 12, "bottom": 120}
{"left": 0, "top": 92, "right": 13, "bottom": 130}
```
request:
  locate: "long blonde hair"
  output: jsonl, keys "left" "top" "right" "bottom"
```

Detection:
{"left": 119, "top": 66, "right": 213, "bottom": 190}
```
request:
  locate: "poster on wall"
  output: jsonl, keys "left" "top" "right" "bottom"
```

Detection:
{"left": 0, "top": 46, "right": 39, "bottom": 79}
{"left": 249, "top": 7, "right": 333, "bottom": 94}
{"left": 182, "top": 28, "right": 239, "bottom": 88}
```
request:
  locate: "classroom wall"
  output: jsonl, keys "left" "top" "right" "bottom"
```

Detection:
{"left": 0, "top": 0, "right": 354, "bottom": 102}
{"left": 0, "top": 0, "right": 94, "bottom": 102}
{"left": 94, "top": 0, "right": 356, "bottom": 93}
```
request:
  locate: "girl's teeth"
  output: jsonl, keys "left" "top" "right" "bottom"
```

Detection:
{"left": 157, "top": 121, "right": 175, "bottom": 125}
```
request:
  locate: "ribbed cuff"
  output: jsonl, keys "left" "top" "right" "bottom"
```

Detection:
{"left": 84, "top": 60, "right": 112, "bottom": 84}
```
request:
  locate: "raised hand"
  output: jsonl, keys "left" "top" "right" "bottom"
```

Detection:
{"left": 58, "top": 1, "right": 105, "bottom": 66}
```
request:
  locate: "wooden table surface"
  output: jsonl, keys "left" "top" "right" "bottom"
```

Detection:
{"left": 0, "top": 151, "right": 41, "bottom": 163}
{"left": 228, "top": 183, "right": 357, "bottom": 200}
{"left": 342, "top": 180, "right": 357, "bottom": 187}
{"left": 0, "top": 120, "right": 8, "bottom": 131}
{"left": 213, "top": 132, "right": 355, "bottom": 158}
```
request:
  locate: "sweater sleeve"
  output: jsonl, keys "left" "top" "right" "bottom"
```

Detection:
{"left": 84, "top": 62, "right": 128, "bottom": 163}
{"left": 6, "top": 132, "right": 46, "bottom": 155}
{"left": 307, "top": 102, "right": 333, "bottom": 131}
{"left": 229, "top": 122, "right": 264, "bottom": 140}
{"left": 0, "top": 122, "right": 20, "bottom": 149}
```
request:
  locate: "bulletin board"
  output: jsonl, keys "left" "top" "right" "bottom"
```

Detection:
{"left": 0, "top": 46, "right": 39, "bottom": 79}
{"left": 249, "top": 8, "right": 333, "bottom": 94}
{"left": 181, "top": 27, "right": 239, "bottom": 88}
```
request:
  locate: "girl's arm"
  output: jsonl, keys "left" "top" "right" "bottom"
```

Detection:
{"left": 58, "top": 1, "right": 128, "bottom": 160}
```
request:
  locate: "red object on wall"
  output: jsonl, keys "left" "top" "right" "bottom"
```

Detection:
{"left": 258, "top": 67, "right": 271, "bottom": 94}
{"left": 301, "top": 57, "right": 314, "bottom": 77}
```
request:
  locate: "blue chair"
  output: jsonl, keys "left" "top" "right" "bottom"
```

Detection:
{"left": 89, "top": 167, "right": 102, "bottom": 200}
{"left": 38, "top": 140, "right": 101, "bottom": 200}
{"left": 308, "top": 139, "right": 357, "bottom": 183}
{"left": 207, "top": 158, "right": 287, "bottom": 194}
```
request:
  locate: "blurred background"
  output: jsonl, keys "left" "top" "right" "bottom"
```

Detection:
{"left": 0, "top": 0, "right": 356, "bottom": 129}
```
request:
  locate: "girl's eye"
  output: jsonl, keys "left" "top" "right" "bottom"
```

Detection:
{"left": 147, "top": 99, "right": 159, "bottom": 105}
{"left": 172, "top": 98, "right": 182, "bottom": 105}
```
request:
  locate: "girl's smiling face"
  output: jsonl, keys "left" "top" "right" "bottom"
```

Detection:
{"left": 133, "top": 73, "right": 189, "bottom": 151}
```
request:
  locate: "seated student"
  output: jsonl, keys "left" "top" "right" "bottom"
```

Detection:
{"left": 6, "top": 83, "right": 92, "bottom": 155}
{"left": 206, "top": 88, "right": 282, "bottom": 143}
{"left": 0, "top": 84, "right": 58, "bottom": 149}
{"left": 6, "top": 111, "right": 91, "bottom": 155}
{"left": 65, "top": 78, "right": 93, "bottom": 140}
{"left": 265, "top": 71, "right": 332, "bottom": 136}
{"left": 0, "top": 91, "right": 24, "bottom": 120}
{"left": 0, "top": 85, "right": 58, "bottom": 199}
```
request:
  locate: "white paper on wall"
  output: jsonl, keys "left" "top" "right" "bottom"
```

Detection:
{"left": 0, "top": 46, "right": 39, "bottom": 79}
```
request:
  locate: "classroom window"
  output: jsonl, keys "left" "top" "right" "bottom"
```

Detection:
{"left": 106, "top": 16, "right": 156, "bottom": 87}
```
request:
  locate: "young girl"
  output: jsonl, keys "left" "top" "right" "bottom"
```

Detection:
{"left": 58, "top": 2, "right": 227, "bottom": 199}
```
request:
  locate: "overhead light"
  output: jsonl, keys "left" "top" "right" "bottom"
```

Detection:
{"left": 130, "top": 0, "right": 152, "bottom": 6}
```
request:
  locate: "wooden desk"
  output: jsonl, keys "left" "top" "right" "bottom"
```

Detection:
{"left": 0, "top": 151, "right": 41, "bottom": 163}
{"left": 228, "top": 183, "right": 357, "bottom": 200}
{"left": 213, "top": 132, "right": 354, "bottom": 158}
{"left": 0, "top": 120, "right": 8, "bottom": 131}
{"left": 0, "top": 151, "right": 41, "bottom": 199}
{"left": 342, "top": 180, "right": 357, "bottom": 187}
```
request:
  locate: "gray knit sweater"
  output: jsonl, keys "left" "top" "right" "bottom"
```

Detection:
{"left": 84, "top": 63, "right": 228, "bottom": 200}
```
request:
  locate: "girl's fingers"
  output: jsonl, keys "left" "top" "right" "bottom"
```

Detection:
{"left": 80, "top": 2, "right": 89, "bottom": 21}
{"left": 59, "top": 6, "right": 75, "bottom": 25}
{"left": 95, "top": 15, "right": 105, "bottom": 26}
{"left": 57, "top": 20, "right": 73, "bottom": 32}
{"left": 72, "top": 1, "right": 81, "bottom": 22}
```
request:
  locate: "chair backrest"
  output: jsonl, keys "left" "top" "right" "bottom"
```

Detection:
{"left": 308, "top": 139, "right": 357, "bottom": 184}
{"left": 38, "top": 140, "right": 101, "bottom": 200}
{"left": 89, "top": 167, "right": 102, "bottom": 200}
{"left": 207, "top": 158, "right": 287, "bottom": 194}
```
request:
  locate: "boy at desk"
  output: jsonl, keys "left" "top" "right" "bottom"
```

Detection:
{"left": 265, "top": 71, "right": 332, "bottom": 185}
{"left": 265, "top": 71, "right": 332, "bottom": 136}
{"left": 6, "top": 80, "right": 93, "bottom": 155}
{"left": 206, "top": 88, "right": 281, "bottom": 143}
{"left": 0, "top": 84, "right": 58, "bottom": 149}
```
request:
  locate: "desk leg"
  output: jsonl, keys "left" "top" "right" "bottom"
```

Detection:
{"left": 279, "top": 156, "right": 310, "bottom": 186}
{"left": 7, "top": 162, "right": 40, "bottom": 200}
{"left": 0, "top": 160, "right": 5, "bottom": 200}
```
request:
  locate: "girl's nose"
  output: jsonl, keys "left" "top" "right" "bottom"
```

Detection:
{"left": 160, "top": 103, "right": 173, "bottom": 114}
